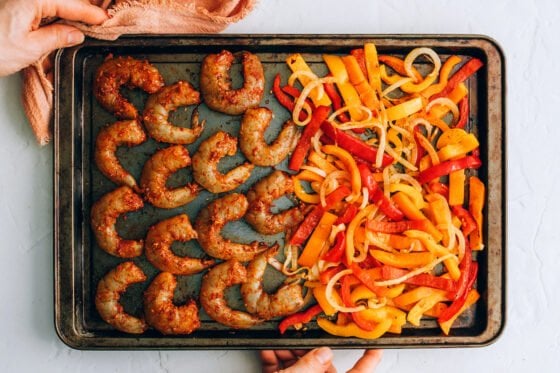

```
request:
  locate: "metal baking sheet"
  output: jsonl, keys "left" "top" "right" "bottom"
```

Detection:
{"left": 54, "top": 35, "right": 505, "bottom": 349}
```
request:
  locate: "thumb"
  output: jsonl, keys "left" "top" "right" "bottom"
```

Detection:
{"left": 26, "top": 24, "right": 85, "bottom": 56}
{"left": 286, "top": 347, "right": 334, "bottom": 373}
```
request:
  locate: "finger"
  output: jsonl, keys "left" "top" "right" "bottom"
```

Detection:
{"left": 274, "top": 350, "right": 302, "bottom": 369}
{"left": 285, "top": 347, "right": 333, "bottom": 373}
{"left": 40, "top": 0, "right": 108, "bottom": 25}
{"left": 347, "top": 350, "right": 383, "bottom": 373}
{"left": 260, "top": 350, "right": 281, "bottom": 373}
{"left": 26, "top": 24, "right": 85, "bottom": 57}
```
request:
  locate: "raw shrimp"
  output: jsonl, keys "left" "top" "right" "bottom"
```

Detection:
{"left": 145, "top": 214, "right": 215, "bottom": 275}
{"left": 94, "top": 119, "right": 147, "bottom": 191}
{"left": 191, "top": 131, "right": 254, "bottom": 193}
{"left": 194, "top": 193, "right": 274, "bottom": 261}
{"left": 95, "top": 261, "right": 148, "bottom": 334}
{"left": 200, "top": 50, "right": 264, "bottom": 115}
{"left": 142, "top": 81, "right": 205, "bottom": 144}
{"left": 143, "top": 272, "right": 200, "bottom": 335}
{"left": 140, "top": 145, "right": 201, "bottom": 209}
{"left": 244, "top": 170, "right": 306, "bottom": 235}
{"left": 240, "top": 247, "right": 305, "bottom": 320}
{"left": 94, "top": 55, "right": 164, "bottom": 119}
{"left": 239, "top": 107, "right": 300, "bottom": 166}
{"left": 90, "top": 186, "right": 144, "bottom": 258}
{"left": 199, "top": 260, "right": 262, "bottom": 329}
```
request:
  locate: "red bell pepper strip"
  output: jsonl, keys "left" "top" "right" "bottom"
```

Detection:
{"left": 350, "top": 48, "right": 368, "bottom": 77}
{"left": 288, "top": 105, "right": 331, "bottom": 171}
{"left": 278, "top": 304, "right": 323, "bottom": 334}
{"left": 335, "top": 203, "right": 359, "bottom": 225}
{"left": 321, "top": 121, "right": 393, "bottom": 167}
{"left": 452, "top": 206, "right": 477, "bottom": 236}
{"left": 429, "top": 182, "right": 449, "bottom": 199}
{"left": 438, "top": 262, "right": 478, "bottom": 323}
{"left": 273, "top": 74, "right": 295, "bottom": 112}
{"left": 358, "top": 164, "right": 404, "bottom": 221}
{"left": 349, "top": 264, "right": 389, "bottom": 297}
{"left": 455, "top": 96, "right": 469, "bottom": 129}
{"left": 431, "top": 58, "right": 484, "bottom": 101}
{"left": 340, "top": 273, "right": 380, "bottom": 331}
{"left": 323, "top": 79, "right": 352, "bottom": 124}
{"left": 281, "top": 84, "right": 303, "bottom": 99}
{"left": 448, "top": 244, "right": 474, "bottom": 300}
{"left": 380, "top": 265, "right": 456, "bottom": 292}
{"left": 366, "top": 219, "right": 432, "bottom": 234}
{"left": 413, "top": 125, "right": 427, "bottom": 166}
{"left": 319, "top": 264, "right": 345, "bottom": 285}
{"left": 417, "top": 155, "right": 482, "bottom": 184}
{"left": 289, "top": 185, "right": 352, "bottom": 246}
{"left": 322, "top": 232, "right": 346, "bottom": 263}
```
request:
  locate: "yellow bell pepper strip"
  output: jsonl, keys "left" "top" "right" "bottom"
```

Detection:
{"left": 436, "top": 128, "right": 469, "bottom": 149}
{"left": 278, "top": 304, "right": 323, "bottom": 334}
{"left": 391, "top": 192, "right": 443, "bottom": 241}
{"left": 317, "top": 318, "right": 392, "bottom": 339}
{"left": 308, "top": 151, "right": 339, "bottom": 174}
{"left": 389, "top": 183, "right": 427, "bottom": 210}
{"left": 469, "top": 176, "right": 485, "bottom": 250}
{"left": 378, "top": 55, "right": 423, "bottom": 82}
{"left": 355, "top": 306, "right": 407, "bottom": 334}
{"left": 370, "top": 249, "right": 435, "bottom": 269}
{"left": 381, "top": 265, "right": 456, "bottom": 292}
{"left": 388, "top": 234, "right": 417, "bottom": 250}
{"left": 323, "top": 54, "right": 364, "bottom": 121}
{"left": 404, "top": 230, "right": 461, "bottom": 280}
{"left": 429, "top": 83, "right": 468, "bottom": 119}
{"left": 341, "top": 55, "right": 379, "bottom": 112}
{"left": 293, "top": 177, "right": 320, "bottom": 204}
{"left": 286, "top": 53, "right": 332, "bottom": 107}
{"left": 431, "top": 57, "right": 484, "bottom": 101}
{"left": 288, "top": 105, "right": 331, "bottom": 171}
{"left": 298, "top": 211, "right": 338, "bottom": 267}
{"left": 417, "top": 155, "right": 482, "bottom": 184}
{"left": 322, "top": 144, "right": 362, "bottom": 201}
{"left": 407, "top": 289, "right": 449, "bottom": 326}
{"left": 364, "top": 43, "right": 382, "bottom": 94}
{"left": 394, "top": 286, "right": 446, "bottom": 307}
{"left": 385, "top": 96, "right": 423, "bottom": 121}
{"left": 437, "top": 133, "right": 479, "bottom": 161}
{"left": 314, "top": 285, "right": 342, "bottom": 317}
{"left": 296, "top": 169, "right": 325, "bottom": 183}
{"left": 421, "top": 55, "right": 462, "bottom": 98}
{"left": 448, "top": 169, "right": 466, "bottom": 206}
{"left": 428, "top": 195, "right": 452, "bottom": 246}
{"left": 438, "top": 289, "right": 480, "bottom": 335}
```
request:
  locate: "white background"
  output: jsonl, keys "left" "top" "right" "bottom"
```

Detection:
{"left": 0, "top": 0, "right": 558, "bottom": 371}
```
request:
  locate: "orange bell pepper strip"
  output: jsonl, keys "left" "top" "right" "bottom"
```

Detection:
{"left": 323, "top": 54, "right": 364, "bottom": 121}
{"left": 370, "top": 249, "right": 435, "bottom": 269}
{"left": 317, "top": 318, "right": 392, "bottom": 339}
{"left": 469, "top": 176, "right": 485, "bottom": 250}
{"left": 438, "top": 289, "right": 480, "bottom": 335}
{"left": 313, "top": 285, "right": 340, "bottom": 316}
{"left": 448, "top": 169, "right": 466, "bottom": 206}
{"left": 378, "top": 55, "right": 423, "bottom": 81}
{"left": 437, "top": 133, "right": 479, "bottom": 161}
{"left": 322, "top": 145, "right": 362, "bottom": 201}
{"left": 341, "top": 55, "right": 379, "bottom": 112}
{"left": 298, "top": 211, "right": 338, "bottom": 267}
{"left": 391, "top": 192, "right": 443, "bottom": 242}
{"left": 407, "top": 290, "right": 449, "bottom": 326}
{"left": 421, "top": 55, "right": 462, "bottom": 98}
{"left": 278, "top": 304, "right": 323, "bottom": 334}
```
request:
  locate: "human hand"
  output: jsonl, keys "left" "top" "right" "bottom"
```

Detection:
{"left": 260, "top": 348, "right": 383, "bottom": 373}
{"left": 0, "top": 0, "right": 108, "bottom": 76}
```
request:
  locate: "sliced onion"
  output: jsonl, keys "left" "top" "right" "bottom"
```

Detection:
{"left": 325, "top": 269, "right": 366, "bottom": 313}
{"left": 293, "top": 77, "right": 338, "bottom": 126}
{"left": 300, "top": 165, "right": 327, "bottom": 178}
{"left": 426, "top": 97, "right": 459, "bottom": 123}
{"left": 288, "top": 70, "right": 325, "bottom": 100}
{"left": 404, "top": 47, "right": 442, "bottom": 83}
{"left": 382, "top": 76, "right": 413, "bottom": 97}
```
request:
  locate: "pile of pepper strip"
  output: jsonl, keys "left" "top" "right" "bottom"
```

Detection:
{"left": 273, "top": 43, "right": 486, "bottom": 338}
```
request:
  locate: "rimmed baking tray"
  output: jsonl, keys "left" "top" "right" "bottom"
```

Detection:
{"left": 54, "top": 35, "right": 506, "bottom": 349}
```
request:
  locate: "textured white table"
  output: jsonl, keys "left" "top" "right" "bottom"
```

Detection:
{"left": 0, "top": 0, "right": 557, "bottom": 371}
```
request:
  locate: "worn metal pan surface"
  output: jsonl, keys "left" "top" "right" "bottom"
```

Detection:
{"left": 54, "top": 35, "right": 505, "bottom": 349}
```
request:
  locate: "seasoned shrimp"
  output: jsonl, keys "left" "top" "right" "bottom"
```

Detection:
{"left": 199, "top": 260, "right": 262, "bottom": 329}
{"left": 91, "top": 186, "right": 144, "bottom": 258}
{"left": 143, "top": 81, "right": 205, "bottom": 144}
{"left": 244, "top": 170, "right": 306, "bottom": 235}
{"left": 239, "top": 107, "right": 300, "bottom": 166}
{"left": 240, "top": 248, "right": 305, "bottom": 320}
{"left": 95, "top": 261, "right": 148, "bottom": 334}
{"left": 192, "top": 131, "right": 254, "bottom": 193}
{"left": 194, "top": 193, "right": 274, "bottom": 261}
{"left": 95, "top": 119, "right": 147, "bottom": 191}
{"left": 145, "top": 214, "right": 215, "bottom": 275}
{"left": 140, "top": 145, "right": 201, "bottom": 209}
{"left": 200, "top": 50, "right": 264, "bottom": 115}
{"left": 94, "top": 55, "right": 164, "bottom": 119}
{"left": 143, "top": 272, "right": 200, "bottom": 335}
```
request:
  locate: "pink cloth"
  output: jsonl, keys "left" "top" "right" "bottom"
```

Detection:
{"left": 21, "top": 0, "right": 255, "bottom": 145}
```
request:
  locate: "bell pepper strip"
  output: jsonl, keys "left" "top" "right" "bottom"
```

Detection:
{"left": 366, "top": 219, "right": 435, "bottom": 235}
{"left": 437, "top": 133, "right": 479, "bottom": 162}
{"left": 429, "top": 181, "right": 449, "bottom": 199}
{"left": 298, "top": 211, "right": 338, "bottom": 267}
{"left": 455, "top": 96, "right": 469, "bottom": 128}
{"left": 413, "top": 125, "right": 427, "bottom": 166}
{"left": 321, "top": 145, "right": 362, "bottom": 201}
{"left": 364, "top": 43, "right": 383, "bottom": 94}
{"left": 436, "top": 128, "right": 469, "bottom": 149}
{"left": 381, "top": 265, "right": 456, "bottom": 292}
{"left": 389, "top": 183, "right": 427, "bottom": 210}
{"left": 293, "top": 177, "right": 320, "bottom": 204}
{"left": 394, "top": 286, "right": 448, "bottom": 307}
{"left": 431, "top": 57, "right": 484, "bottom": 101}
{"left": 322, "top": 231, "right": 346, "bottom": 263}
{"left": 385, "top": 96, "right": 423, "bottom": 122}
{"left": 391, "top": 193, "right": 442, "bottom": 243}
{"left": 421, "top": 55, "right": 462, "bottom": 99}
{"left": 348, "top": 264, "right": 388, "bottom": 297}
{"left": 440, "top": 261, "right": 478, "bottom": 322}
{"left": 438, "top": 289, "right": 480, "bottom": 335}
{"left": 447, "top": 244, "right": 475, "bottom": 300}
{"left": 427, "top": 196, "right": 452, "bottom": 246}
{"left": 417, "top": 155, "right": 482, "bottom": 184}
{"left": 273, "top": 74, "right": 297, "bottom": 113}
{"left": 350, "top": 48, "right": 368, "bottom": 77}
{"left": 355, "top": 306, "right": 407, "bottom": 334}
{"left": 388, "top": 234, "right": 418, "bottom": 250}
{"left": 429, "top": 83, "right": 469, "bottom": 119}
{"left": 288, "top": 105, "right": 330, "bottom": 171}
{"left": 313, "top": 285, "right": 340, "bottom": 317}
{"left": 319, "top": 265, "right": 345, "bottom": 286}
{"left": 469, "top": 176, "right": 485, "bottom": 250}
{"left": 452, "top": 206, "right": 477, "bottom": 237}
{"left": 278, "top": 304, "right": 323, "bottom": 334}
{"left": 323, "top": 54, "right": 364, "bottom": 121}
{"left": 358, "top": 164, "right": 404, "bottom": 221}
{"left": 323, "top": 78, "right": 352, "bottom": 124}
{"left": 289, "top": 206, "right": 324, "bottom": 246}
{"left": 286, "top": 53, "right": 332, "bottom": 107}
{"left": 321, "top": 121, "right": 394, "bottom": 167}
{"left": 317, "top": 317, "right": 392, "bottom": 339}
{"left": 407, "top": 290, "right": 449, "bottom": 326}
{"left": 341, "top": 55, "right": 379, "bottom": 113}
{"left": 404, "top": 230, "right": 461, "bottom": 280}
{"left": 370, "top": 249, "right": 435, "bottom": 269}
{"left": 378, "top": 55, "right": 423, "bottom": 82}
{"left": 335, "top": 203, "right": 359, "bottom": 225}
{"left": 346, "top": 204, "right": 377, "bottom": 265}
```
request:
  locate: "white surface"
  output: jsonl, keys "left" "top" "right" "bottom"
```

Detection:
{"left": 0, "top": 0, "right": 557, "bottom": 372}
